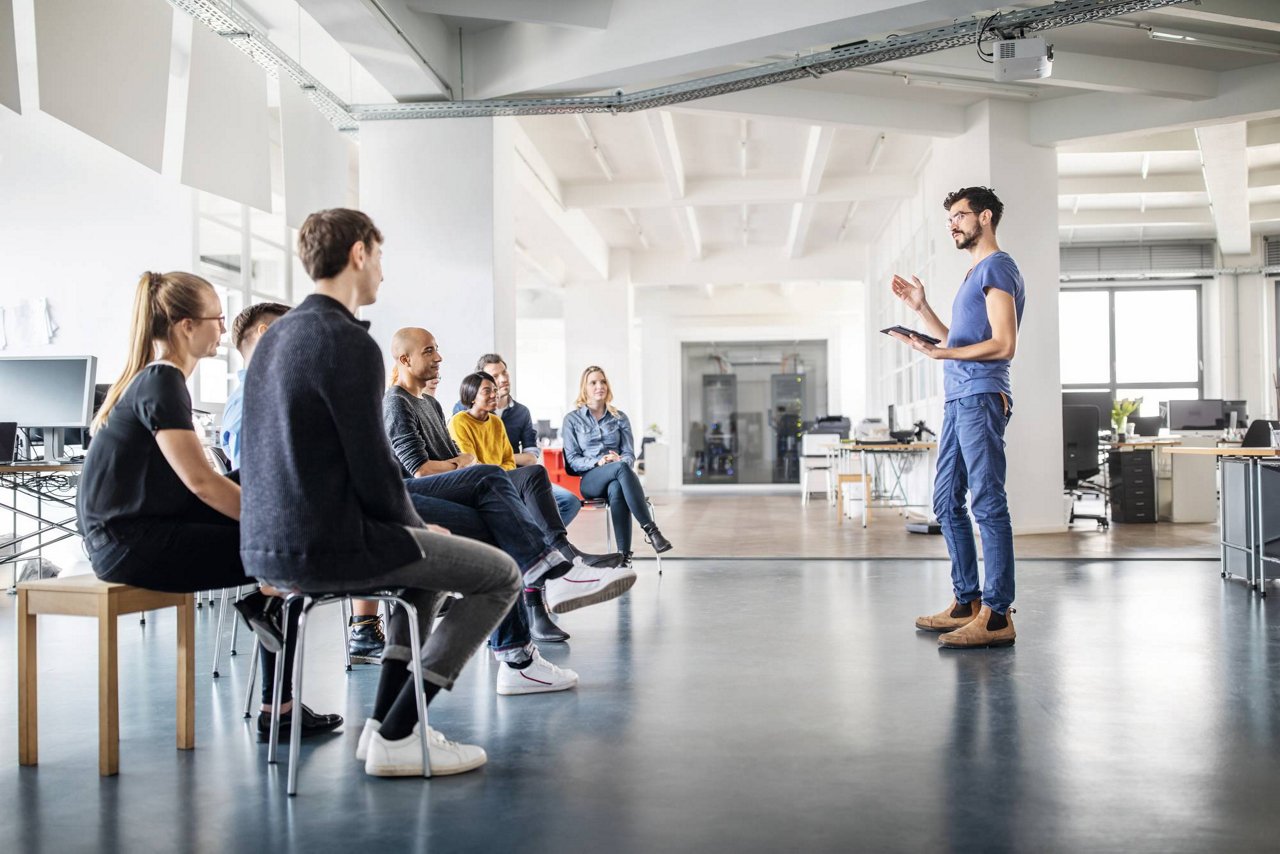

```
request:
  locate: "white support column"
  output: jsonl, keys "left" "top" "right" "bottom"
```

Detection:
{"left": 925, "top": 100, "right": 1064, "bottom": 534}
{"left": 358, "top": 118, "right": 516, "bottom": 398}
{"left": 563, "top": 252, "right": 636, "bottom": 425}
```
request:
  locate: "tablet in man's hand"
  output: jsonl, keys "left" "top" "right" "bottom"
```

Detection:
{"left": 880, "top": 326, "right": 941, "bottom": 346}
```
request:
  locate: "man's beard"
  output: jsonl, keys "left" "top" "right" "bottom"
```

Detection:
{"left": 954, "top": 223, "right": 983, "bottom": 250}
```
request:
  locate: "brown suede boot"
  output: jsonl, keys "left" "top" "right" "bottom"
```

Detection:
{"left": 938, "top": 605, "right": 1016, "bottom": 648}
{"left": 914, "top": 597, "right": 981, "bottom": 633}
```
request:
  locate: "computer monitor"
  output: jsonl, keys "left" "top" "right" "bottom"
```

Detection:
{"left": 1062, "top": 391, "right": 1113, "bottom": 431}
{"left": 1165, "top": 399, "right": 1224, "bottom": 431}
{"left": 1222, "top": 400, "right": 1249, "bottom": 430}
{"left": 0, "top": 356, "right": 98, "bottom": 461}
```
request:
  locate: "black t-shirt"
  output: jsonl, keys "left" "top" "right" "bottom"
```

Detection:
{"left": 77, "top": 363, "right": 201, "bottom": 534}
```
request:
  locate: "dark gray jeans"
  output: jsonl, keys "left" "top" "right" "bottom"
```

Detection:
{"left": 275, "top": 527, "right": 519, "bottom": 690}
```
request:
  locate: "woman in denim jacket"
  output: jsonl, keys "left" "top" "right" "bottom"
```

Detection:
{"left": 562, "top": 366, "right": 672, "bottom": 564}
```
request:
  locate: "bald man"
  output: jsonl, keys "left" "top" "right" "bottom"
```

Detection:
{"left": 383, "top": 327, "right": 635, "bottom": 689}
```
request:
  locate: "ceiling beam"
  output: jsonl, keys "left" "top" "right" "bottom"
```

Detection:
{"left": 645, "top": 111, "right": 701, "bottom": 259}
{"left": 629, "top": 244, "right": 863, "bottom": 287}
{"left": 1058, "top": 174, "right": 1206, "bottom": 195}
{"left": 886, "top": 50, "right": 1218, "bottom": 101}
{"left": 411, "top": 0, "right": 612, "bottom": 30}
{"left": 785, "top": 125, "right": 835, "bottom": 259}
{"left": 1057, "top": 129, "right": 1200, "bottom": 155}
{"left": 1159, "top": 0, "right": 1280, "bottom": 35}
{"left": 676, "top": 84, "right": 966, "bottom": 137}
{"left": 1031, "top": 64, "right": 1280, "bottom": 146}
{"left": 296, "top": 0, "right": 455, "bottom": 100}
{"left": 513, "top": 125, "right": 610, "bottom": 279}
{"left": 1196, "top": 122, "right": 1252, "bottom": 255}
{"left": 1249, "top": 167, "right": 1280, "bottom": 188}
{"left": 1057, "top": 208, "right": 1214, "bottom": 228}
{"left": 561, "top": 174, "right": 917, "bottom": 210}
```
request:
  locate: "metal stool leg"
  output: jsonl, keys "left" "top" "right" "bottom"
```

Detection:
{"left": 286, "top": 598, "right": 316, "bottom": 796}
{"left": 648, "top": 498, "right": 662, "bottom": 575}
{"left": 242, "top": 641, "right": 260, "bottom": 719}
{"left": 267, "top": 594, "right": 300, "bottom": 764}
{"left": 399, "top": 597, "right": 432, "bottom": 780}
{"left": 341, "top": 597, "right": 352, "bottom": 671}
{"left": 604, "top": 501, "right": 614, "bottom": 552}
{"left": 211, "top": 587, "right": 231, "bottom": 678}
{"left": 229, "top": 588, "right": 244, "bottom": 656}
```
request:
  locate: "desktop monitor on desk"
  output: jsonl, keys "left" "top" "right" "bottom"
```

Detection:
{"left": 0, "top": 356, "right": 98, "bottom": 461}
{"left": 1164, "top": 399, "right": 1225, "bottom": 431}
{"left": 1222, "top": 400, "right": 1249, "bottom": 430}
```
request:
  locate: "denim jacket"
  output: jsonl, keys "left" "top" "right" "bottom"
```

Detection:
{"left": 562, "top": 406, "right": 635, "bottom": 475}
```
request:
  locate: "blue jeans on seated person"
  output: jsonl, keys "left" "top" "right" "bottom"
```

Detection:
{"left": 578, "top": 461, "right": 654, "bottom": 554}
{"left": 933, "top": 392, "right": 1015, "bottom": 615}
{"left": 405, "top": 489, "right": 533, "bottom": 663}
{"left": 552, "top": 484, "right": 581, "bottom": 527}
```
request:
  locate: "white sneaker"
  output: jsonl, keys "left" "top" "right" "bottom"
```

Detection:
{"left": 363, "top": 723, "right": 487, "bottom": 777}
{"left": 355, "top": 717, "right": 380, "bottom": 762}
{"left": 496, "top": 651, "right": 579, "bottom": 695}
{"left": 544, "top": 559, "right": 637, "bottom": 614}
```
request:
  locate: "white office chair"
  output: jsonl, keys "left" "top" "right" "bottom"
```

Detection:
{"left": 799, "top": 433, "right": 836, "bottom": 505}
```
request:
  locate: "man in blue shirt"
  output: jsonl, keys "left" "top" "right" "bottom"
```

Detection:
{"left": 889, "top": 186, "right": 1025, "bottom": 648}
{"left": 452, "top": 354, "right": 581, "bottom": 528}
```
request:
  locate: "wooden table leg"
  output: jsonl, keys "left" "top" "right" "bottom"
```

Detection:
{"left": 98, "top": 595, "right": 119, "bottom": 776}
{"left": 176, "top": 595, "right": 195, "bottom": 750}
{"left": 17, "top": 588, "right": 37, "bottom": 766}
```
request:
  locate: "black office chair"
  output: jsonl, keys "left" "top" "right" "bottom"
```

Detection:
{"left": 1063, "top": 404, "right": 1109, "bottom": 530}
{"left": 1242, "top": 419, "right": 1280, "bottom": 448}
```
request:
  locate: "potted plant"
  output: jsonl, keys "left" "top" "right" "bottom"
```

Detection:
{"left": 1111, "top": 397, "right": 1142, "bottom": 437}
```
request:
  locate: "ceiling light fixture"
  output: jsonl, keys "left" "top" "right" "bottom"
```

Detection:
{"left": 1148, "top": 27, "right": 1280, "bottom": 56}
{"left": 867, "top": 134, "right": 886, "bottom": 172}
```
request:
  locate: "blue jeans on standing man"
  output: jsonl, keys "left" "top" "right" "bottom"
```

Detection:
{"left": 933, "top": 392, "right": 1015, "bottom": 615}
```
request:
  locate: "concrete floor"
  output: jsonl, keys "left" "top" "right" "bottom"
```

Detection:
{"left": 3, "top": 557, "right": 1279, "bottom": 853}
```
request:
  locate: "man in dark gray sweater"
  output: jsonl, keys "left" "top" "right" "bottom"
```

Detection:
{"left": 241, "top": 208, "right": 519, "bottom": 778}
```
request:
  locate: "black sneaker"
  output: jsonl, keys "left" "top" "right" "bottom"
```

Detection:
{"left": 257, "top": 703, "right": 343, "bottom": 742}
{"left": 347, "top": 616, "right": 386, "bottom": 664}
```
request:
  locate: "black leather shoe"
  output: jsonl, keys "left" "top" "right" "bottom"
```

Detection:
{"left": 257, "top": 703, "right": 343, "bottom": 741}
{"left": 522, "top": 587, "right": 570, "bottom": 643}
{"left": 582, "top": 551, "right": 624, "bottom": 569}
{"left": 233, "top": 590, "right": 285, "bottom": 654}
{"left": 642, "top": 524, "right": 673, "bottom": 554}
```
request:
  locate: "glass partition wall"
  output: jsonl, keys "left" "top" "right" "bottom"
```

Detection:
{"left": 681, "top": 340, "right": 828, "bottom": 485}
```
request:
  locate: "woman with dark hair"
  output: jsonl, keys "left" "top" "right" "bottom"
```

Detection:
{"left": 78, "top": 271, "right": 341, "bottom": 740}
{"left": 448, "top": 372, "right": 515, "bottom": 470}
{"left": 562, "top": 365, "right": 672, "bottom": 565}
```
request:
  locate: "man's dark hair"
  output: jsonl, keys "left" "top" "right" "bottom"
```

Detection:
{"left": 943, "top": 186, "right": 1004, "bottom": 229}
{"left": 232, "top": 301, "right": 290, "bottom": 351}
{"left": 297, "top": 208, "right": 384, "bottom": 281}
{"left": 459, "top": 371, "right": 496, "bottom": 407}
{"left": 475, "top": 353, "right": 505, "bottom": 372}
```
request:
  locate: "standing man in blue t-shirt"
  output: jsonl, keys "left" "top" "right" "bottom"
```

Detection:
{"left": 889, "top": 186, "right": 1025, "bottom": 648}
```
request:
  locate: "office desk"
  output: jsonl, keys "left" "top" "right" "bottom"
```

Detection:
{"left": 1108, "top": 440, "right": 1182, "bottom": 523}
{"left": 0, "top": 463, "right": 82, "bottom": 592}
{"left": 830, "top": 442, "right": 937, "bottom": 528}
{"left": 1167, "top": 447, "right": 1280, "bottom": 594}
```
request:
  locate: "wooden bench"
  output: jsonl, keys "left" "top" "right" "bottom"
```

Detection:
{"left": 17, "top": 574, "right": 195, "bottom": 775}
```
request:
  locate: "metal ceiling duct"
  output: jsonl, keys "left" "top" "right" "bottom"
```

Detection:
{"left": 171, "top": 0, "right": 1196, "bottom": 127}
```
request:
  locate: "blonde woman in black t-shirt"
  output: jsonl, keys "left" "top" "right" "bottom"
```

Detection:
{"left": 78, "top": 271, "right": 341, "bottom": 740}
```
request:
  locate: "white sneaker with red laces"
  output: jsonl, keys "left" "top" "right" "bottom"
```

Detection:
{"left": 543, "top": 559, "right": 637, "bottom": 614}
{"left": 496, "top": 650, "right": 579, "bottom": 695}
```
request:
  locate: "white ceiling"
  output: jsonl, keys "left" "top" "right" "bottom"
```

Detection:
{"left": 239, "top": 0, "right": 1280, "bottom": 285}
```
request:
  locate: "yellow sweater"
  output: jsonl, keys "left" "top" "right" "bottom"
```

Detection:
{"left": 449, "top": 411, "right": 516, "bottom": 471}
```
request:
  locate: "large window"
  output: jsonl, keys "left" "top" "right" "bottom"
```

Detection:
{"left": 1059, "top": 285, "right": 1202, "bottom": 416}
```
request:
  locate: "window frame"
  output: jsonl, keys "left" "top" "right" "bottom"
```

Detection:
{"left": 1059, "top": 282, "right": 1204, "bottom": 402}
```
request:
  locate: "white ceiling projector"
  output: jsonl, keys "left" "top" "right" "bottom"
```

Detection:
{"left": 993, "top": 37, "right": 1054, "bottom": 81}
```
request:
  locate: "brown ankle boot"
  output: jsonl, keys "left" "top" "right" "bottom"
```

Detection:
{"left": 914, "top": 597, "right": 981, "bottom": 633}
{"left": 938, "top": 605, "right": 1016, "bottom": 648}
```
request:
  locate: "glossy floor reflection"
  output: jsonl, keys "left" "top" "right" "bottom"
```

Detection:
{"left": 2, "top": 558, "right": 1278, "bottom": 853}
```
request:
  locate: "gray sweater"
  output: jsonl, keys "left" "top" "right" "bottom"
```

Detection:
{"left": 383, "top": 385, "right": 459, "bottom": 476}
{"left": 240, "top": 294, "right": 422, "bottom": 585}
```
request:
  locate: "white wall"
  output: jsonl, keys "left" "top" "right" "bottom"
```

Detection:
{"left": 0, "top": 105, "right": 195, "bottom": 382}
{"left": 359, "top": 117, "right": 516, "bottom": 399}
